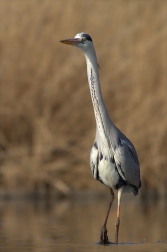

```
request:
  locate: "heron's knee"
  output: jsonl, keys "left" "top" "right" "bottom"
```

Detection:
{"left": 115, "top": 217, "right": 120, "bottom": 228}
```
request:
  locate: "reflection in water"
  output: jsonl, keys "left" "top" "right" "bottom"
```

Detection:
{"left": 0, "top": 195, "right": 166, "bottom": 252}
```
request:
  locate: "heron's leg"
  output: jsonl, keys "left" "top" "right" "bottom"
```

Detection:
{"left": 115, "top": 187, "right": 123, "bottom": 244}
{"left": 99, "top": 188, "right": 115, "bottom": 245}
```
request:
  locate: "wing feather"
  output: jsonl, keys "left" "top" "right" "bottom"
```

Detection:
{"left": 113, "top": 138, "right": 140, "bottom": 188}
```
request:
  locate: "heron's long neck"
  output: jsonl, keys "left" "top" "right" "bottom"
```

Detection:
{"left": 84, "top": 49, "right": 111, "bottom": 141}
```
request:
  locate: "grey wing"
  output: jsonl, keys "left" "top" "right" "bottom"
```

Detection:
{"left": 113, "top": 138, "right": 140, "bottom": 188}
{"left": 90, "top": 143, "right": 99, "bottom": 180}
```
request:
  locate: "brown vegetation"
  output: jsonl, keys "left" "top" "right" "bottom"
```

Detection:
{"left": 0, "top": 1, "right": 166, "bottom": 198}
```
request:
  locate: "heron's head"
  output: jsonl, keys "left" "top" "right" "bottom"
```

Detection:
{"left": 60, "top": 32, "right": 94, "bottom": 53}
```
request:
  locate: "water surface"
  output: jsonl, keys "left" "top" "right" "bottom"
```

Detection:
{"left": 0, "top": 194, "right": 166, "bottom": 252}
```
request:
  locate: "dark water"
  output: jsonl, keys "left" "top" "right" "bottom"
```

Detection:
{"left": 0, "top": 194, "right": 166, "bottom": 252}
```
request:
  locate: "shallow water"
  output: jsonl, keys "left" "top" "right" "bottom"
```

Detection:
{"left": 0, "top": 194, "right": 166, "bottom": 252}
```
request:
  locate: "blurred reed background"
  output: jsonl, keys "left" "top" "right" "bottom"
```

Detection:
{"left": 0, "top": 1, "right": 166, "bottom": 199}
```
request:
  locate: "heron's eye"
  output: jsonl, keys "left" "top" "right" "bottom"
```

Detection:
{"left": 82, "top": 38, "right": 87, "bottom": 43}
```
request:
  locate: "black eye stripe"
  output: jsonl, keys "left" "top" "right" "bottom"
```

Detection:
{"left": 82, "top": 34, "right": 93, "bottom": 42}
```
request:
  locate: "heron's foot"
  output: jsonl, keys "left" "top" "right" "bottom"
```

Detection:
{"left": 97, "top": 227, "right": 113, "bottom": 245}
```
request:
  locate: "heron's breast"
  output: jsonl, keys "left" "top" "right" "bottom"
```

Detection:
{"left": 98, "top": 158, "right": 119, "bottom": 188}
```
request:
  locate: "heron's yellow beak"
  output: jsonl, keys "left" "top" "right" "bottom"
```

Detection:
{"left": 60, "top": 38, "right": 81, "bottom": 46}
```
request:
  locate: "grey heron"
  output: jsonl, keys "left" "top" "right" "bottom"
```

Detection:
{"left": 60, "top": 32, "right": 141, "bottom": 245}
